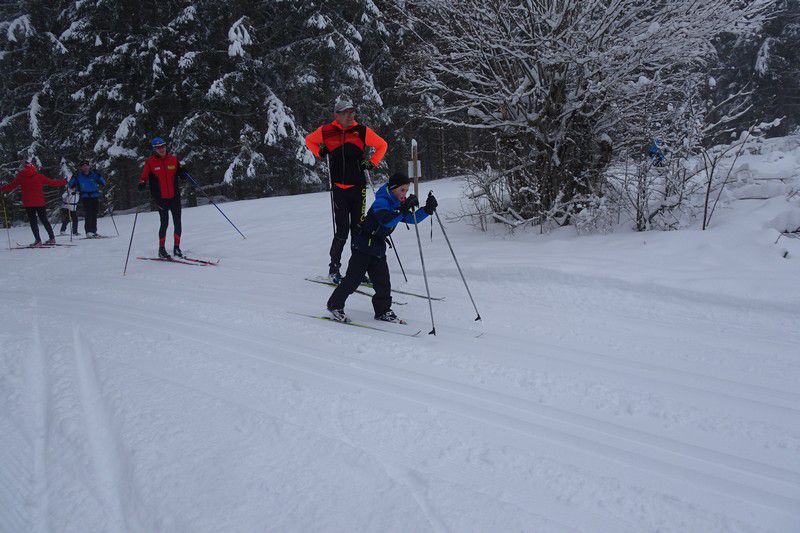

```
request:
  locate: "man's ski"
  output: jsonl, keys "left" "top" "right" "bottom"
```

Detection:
{"left": 288, "top": 312, "right": 421, "bottom": 337}
{"left": 136, "top": 256, "right": 207, "bottom": 266}
{"left": 14, "top": 242, "right": 76, "bottom": 249}
{"left": 306, "top": 275, "right": 443, "bottom": 301}
{"left": 304, "top": 277, "right": 407, "bottom": 305}
{"left": 177, "top": 256, "right": 220, "bottom": 266}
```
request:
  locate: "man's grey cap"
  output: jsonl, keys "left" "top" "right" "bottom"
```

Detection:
{"left": 334, "top": 96, "right": 355, "bottom": 113}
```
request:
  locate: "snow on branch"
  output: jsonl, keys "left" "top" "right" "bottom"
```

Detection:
{"left": 3, "top": 15, "right": 34, "bottom": 42}
{"left": 228, "top": 17, "right": 253, "bottom": 58}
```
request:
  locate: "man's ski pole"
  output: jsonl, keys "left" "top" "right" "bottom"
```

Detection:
{"left": 325, "top": 154, "right": 336, "bottom": 237}
{"left": 107, "top": 201, "right": 120, "bottom": 236}
{"left": 184, "top": 172, "right": 246, "bottom": 239}
{"left": 365, "top": 169, "right": 407, "bottom": 282}
{"left": 434, "top": 203, "right": 481, "bottom": 321}
{"left": 123, "top": 202, "right": 141, "bottom": 276}
{"left": 411, "top": 205, "right": 436, "bottom": 335}
{"left": 1, "top": 194, "right": 11, "bottom": 250}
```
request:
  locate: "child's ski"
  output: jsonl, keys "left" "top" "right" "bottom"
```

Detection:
{"left": 288, "top": 312, "right": 421, "bottom": 337}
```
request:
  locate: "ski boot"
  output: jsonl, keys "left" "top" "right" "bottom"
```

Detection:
{"left": 30, "top": 241, "right": 43, "bottom": 248}
{"left": 44, "top": 237, "right": 56, "bottom": 245}
{"left": 327, "top": 308, "right": 351, "bottom": 323}
{"left": 158, "top": 246, "right": 171, "bottom": 259}
{"left": 173, "top": 246, "right": 183, "bottom": 258}
{"left": 375, "top": 309, "right": 404, "bottom": 324}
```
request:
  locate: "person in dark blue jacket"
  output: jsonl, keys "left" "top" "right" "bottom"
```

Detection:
{"left": 648, "top": 138, "right": 665, "bottom": 167}
{"left": 327, "top": 173, "right": 438, "bottom": 323}
{"left": 68, "top": 160, "right": 106, "bottom": 237}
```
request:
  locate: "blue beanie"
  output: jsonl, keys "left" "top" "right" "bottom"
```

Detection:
{"left": 150, "top": 137, "right": 166, "bottom": 147}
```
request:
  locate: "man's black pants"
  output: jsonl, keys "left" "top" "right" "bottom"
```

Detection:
{"left": 82, "top": 197, "right": 99, "bottom": 234}
{"left": 329, "top": 185, "right": 366, "bottom": 269}
{"left": 327, "top": 250, "right": 392, "bottom": 316}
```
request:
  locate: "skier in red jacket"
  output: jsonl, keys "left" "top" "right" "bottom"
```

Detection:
{"left": 138, "top": 136, "right": 188, "bottom": 259}
{"left": 0, "top": 163, "right": 66, "bottom": 246}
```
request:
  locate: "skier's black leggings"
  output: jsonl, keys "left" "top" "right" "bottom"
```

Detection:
{"left": 327, "top": 250, "right": 392, "bottom": 316}
{"left": 157, "top": 197, "right": 181, "bottom": 242}
{"left": 25, "top": 207, "right": 54, "bottom": 242}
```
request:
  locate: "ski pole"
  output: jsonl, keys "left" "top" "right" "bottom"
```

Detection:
{"left": 123, "top": 201, "right": 141, "bottom": 276}
{"left": 411, "top": 205, "right": 436, "bottom": 335}
{"left": 184, "top": 172, "right": 246, "bottom": 239}
{"left": 106, "top": 198, "right": 120, "bottom": 236}
{"left": 1, "top": 194, "right": 11, "bottom": 250}
{"left": 325, "top": 154, "right": 336, "bottom": 237}
{"left": 365, "top": 169, "right": 407, "bottom": 282}
{"left": 434, "top": 204, "right": 481, "bottom": 321}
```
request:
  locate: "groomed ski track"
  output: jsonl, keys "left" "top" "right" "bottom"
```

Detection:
{"left": 1, "top": 178, "right": 798, "bottom": 532}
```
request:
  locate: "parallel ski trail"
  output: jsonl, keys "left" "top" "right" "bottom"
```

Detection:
{"left": 38, "top": 284, "right": 800, "bottom": 419}
{"left": 27, "top": 294, "right": 800, "bottom": 528}
{"left": 27, "top": 303, "right": 49, "bottom": 533}
{"left": 71, "top": 326, "right": 131, "bottom": 532}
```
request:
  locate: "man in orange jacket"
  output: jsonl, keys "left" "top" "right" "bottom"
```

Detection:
{"left": 0, "top": 163, "right": 66, "bottom": 246}
{"left": 305, "top": 96, "right": 388, "bottom": 283}
{"left": 138, "top": 136, "right": 188, "bottom": 259}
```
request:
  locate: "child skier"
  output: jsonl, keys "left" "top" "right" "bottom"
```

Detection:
{"left": 327, "top": 173, "right": 438, "bottom": 323}
{"left": 59, "top": 185, "right": 80, "bottom": 235}
{"left": 0, "top": 163, "right": 66, "bottom": 246}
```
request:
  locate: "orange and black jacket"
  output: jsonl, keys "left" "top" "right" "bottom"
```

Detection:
{"left": 139, "top": 153, "right": 184, "bottom": 200}
{"left": 305, "top": 120, "right": 387, "bottom": 189}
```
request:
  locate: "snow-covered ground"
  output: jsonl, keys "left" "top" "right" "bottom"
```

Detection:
{"left": 1, "top": 144, "right": 799, "bottom": 532}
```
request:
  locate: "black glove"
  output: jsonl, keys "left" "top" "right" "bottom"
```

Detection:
{"left": 137, "top": 182, "right": 146, "bottom": 191}
{"left": 400, "top": 194, "right": 419, "bottom": 214}
{"left": 361, "top": 160, "right": 376, "bottom": 170}
{"left": 423, "top": 193, "right": 438, "bottom": 215}
{"left": 319, "top": 146, "right": 329, "bottom": 158}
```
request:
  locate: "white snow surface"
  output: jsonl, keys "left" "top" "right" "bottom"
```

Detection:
{"left": 1, "top": 170, "right": 799, "bottom": 530}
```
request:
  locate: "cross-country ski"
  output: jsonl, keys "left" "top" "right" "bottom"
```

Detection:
{"left": 288, "top": 312, "right": 421, "bottom": 337}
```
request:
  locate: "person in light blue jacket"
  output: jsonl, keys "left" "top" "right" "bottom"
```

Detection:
{"left": 68, "top": 160, "right": 106, "bottom": 236}
{"left": 327, "top": 173, "right": 438, "bottom": 323}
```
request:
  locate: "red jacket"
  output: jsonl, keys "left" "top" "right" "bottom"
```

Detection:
{"left": 0, "top": 164, "right": 66, "bottom": 207}
{"left": 305, "top": 120, "right": 387, "bottom": 188}
{"left": 139, "top": 153, "right": 183, "bottom": 200}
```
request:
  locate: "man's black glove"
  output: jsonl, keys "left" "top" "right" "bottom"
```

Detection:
{"left": 137, "top": 182, "right": 146, "bottom": 191}
{"left": 423, "top": 193, "right": 438, "bottom": 215}
{"left": 361, "top": 160, "right": 376, "bottom": 170}
{"left": 400, "top": 194, "right": 419, "bottom": 215}
{"left": 319, "top": 146, "right": 329, "bottom": 158}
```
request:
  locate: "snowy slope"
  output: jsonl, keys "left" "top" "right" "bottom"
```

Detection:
{"left": 1, "top": 165, "right": 799, "bottom": 531}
